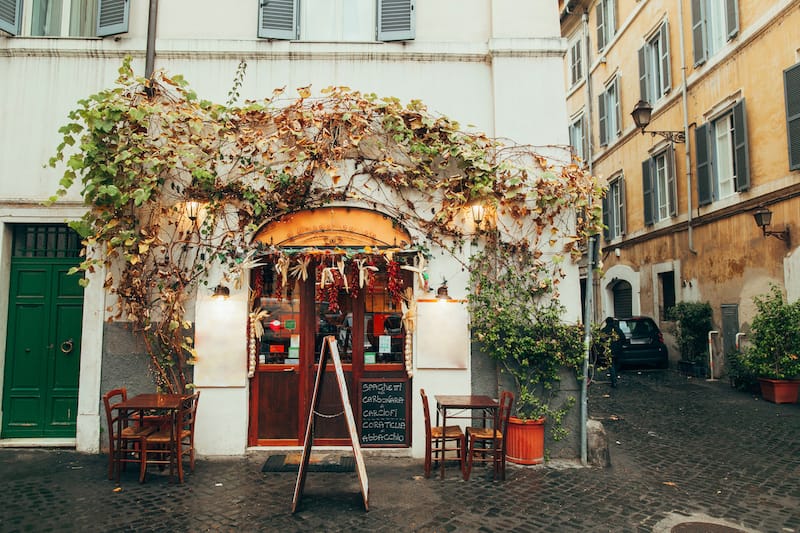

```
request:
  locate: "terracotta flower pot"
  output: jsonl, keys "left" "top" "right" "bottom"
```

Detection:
{"left": 505, "top": 416, "right": 545, "bottom": 465}
{"left": 758, "top": 378, "right": 800, "bottom": 404}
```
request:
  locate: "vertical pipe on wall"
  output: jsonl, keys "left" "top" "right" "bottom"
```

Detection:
{"left": 678, "top": 0, "right": 698, "bottom": 254}
{"left": 145, "top": 0, "right": 159, "bottom": 93}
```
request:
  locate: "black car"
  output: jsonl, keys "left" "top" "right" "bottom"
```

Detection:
{"left": 613, "top": 316, "right": 669, "bottom": 369}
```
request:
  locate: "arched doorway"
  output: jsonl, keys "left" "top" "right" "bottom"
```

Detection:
{"left": 612, "top": 279, "right": 633, "bottom": 318}
{"left": 248, "top": 207, "right": 414, "bottom": 447}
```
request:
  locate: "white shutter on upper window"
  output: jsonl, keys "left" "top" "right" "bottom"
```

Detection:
{"left": 97, "top": 0, "right": 130, "bottom": 37}
{"left": 0, "top": 0, "right": 22, "bottom": 36}
{"left": 258, "top": 0, "right": 298, "bottom": 40}
{"left": 378, "top": 0, "right": 415, "bottom": 41}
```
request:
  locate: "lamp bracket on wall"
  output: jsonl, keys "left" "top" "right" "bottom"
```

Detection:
{"left": 630, "top": 100, "right": 686, "bottom": 144}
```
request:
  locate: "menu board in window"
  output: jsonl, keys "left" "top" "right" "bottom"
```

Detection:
{"left": 359, "top": 378, "right": 409, "bottom": 446}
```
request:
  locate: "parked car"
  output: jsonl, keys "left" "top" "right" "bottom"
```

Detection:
{"left": 614, "top": 316, "right": 669, "bottom": 369}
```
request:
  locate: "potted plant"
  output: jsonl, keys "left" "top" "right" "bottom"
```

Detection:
{"left": 667, "top": 302, "right": 713, "bottom": 378}
{"left": 740, "top": 286, "right": 800, "bottom": 403}
{"left": 468, "top": 242, "right": 585, "bottom": 463}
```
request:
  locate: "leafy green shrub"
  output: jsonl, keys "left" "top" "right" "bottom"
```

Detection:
{"left": 741, "top": 286, "right": 800, "bottom": 379}
{"left": 667, "top": 302, "right": 713, "bottom": 363}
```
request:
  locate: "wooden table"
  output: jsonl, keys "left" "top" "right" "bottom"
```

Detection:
{"left": 112, "top": 393, "right": 183, "bottom": 482}
{"left": 434, "top": 395, "right": 498, "bottom": 479}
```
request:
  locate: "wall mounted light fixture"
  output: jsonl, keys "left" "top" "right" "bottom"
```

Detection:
{"left": 185, "top": 200, "right": 201, "bottom": 223}
{"left": 752, "top": 207, "right": 790, "bottom": 247}
{"left": 211, "top": 284, "right": 230, "bottom": 300}
{"left": 436, "top": 282, "right": 450, "bottom": 302}
{"left": 630, "top": 100, "right": 686, "bottom": 144}
{"left": 471, "top": 204, "right": 485, "bottom": 225}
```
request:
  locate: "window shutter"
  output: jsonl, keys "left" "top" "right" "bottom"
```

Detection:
{"left": 725, "top": 0, "right": 739, "bottom": 40}
{"left": 619, "top": 176, "right": 627, "bottom": 236}
{"left": 596, "top": 0, "right": 606, "bottom": 51}
{"left": 660, "top": 21, "right": 671, "bottom": 94}
{"left": 97, "top": 0, "right": 130, "bottom": 37}
{"left": 784, "top": 63, "right": 800, "bottom": 170}
{"left": 613, "top": 76, "right": 622, "bottom": 136}
{"left": 258, "top": 0, "right": 298, "bottom": 40}
{"left": 691, "top": 0, "right": 706, "bottom": 66}
{"left": 667, "top": 145, "right": 677, "bottom": 216}
{"left": 378, "top": 0, "right": 415, "bottom": 41}
{"left": 598, "top": 93, "right": 608, "bottom": 146}
{"left": 642, "top": 159, "right": 655, "bottom": 226}
{"left": 602, "top": 195, "right": 610, "bottom": 242}
{"left": 695, "top": 123, "right": 713, "bottom": 206}
{"left": 732, "top": 99, "right": 750, "bottom": 192}
{"left": 582, "top": 114, "right": 590, "bottom": 163}
{"left": 638, "top": 45, "right": 648, "bottom": 102}
{"left": 0, "top": 0, "right": 21, "bottom": 36}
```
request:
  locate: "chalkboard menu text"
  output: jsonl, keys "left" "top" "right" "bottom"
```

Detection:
{"left": 359, "top": 379, "right": 408, "bottom": 446}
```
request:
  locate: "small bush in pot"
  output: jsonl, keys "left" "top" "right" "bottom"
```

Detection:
{"left": 667, "top": 301, "right": 713, "bottom": 364}
{"left": 741, "top": 285, "right": 800, "bottom": 381}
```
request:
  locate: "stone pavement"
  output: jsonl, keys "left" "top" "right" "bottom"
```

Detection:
{"left": 1, "top": 370, "right": 798, "bottom": 532}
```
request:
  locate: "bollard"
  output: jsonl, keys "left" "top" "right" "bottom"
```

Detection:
{"left": 707, "top": 330, "right": 719, "bottom": 381}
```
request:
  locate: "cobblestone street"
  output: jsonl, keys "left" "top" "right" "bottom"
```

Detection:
{"left": 1, "top": 370, "right": 798, "bottom": 532}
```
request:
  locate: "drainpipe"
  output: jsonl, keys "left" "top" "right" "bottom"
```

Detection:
{"left": 678, "top": 0, "right": 697, "bottom": 254}
{"left": 580, "top": 9, "right": 593, "bottom": 467}
{"left": 145, "top": 0, "right": 159, "bottom": 95}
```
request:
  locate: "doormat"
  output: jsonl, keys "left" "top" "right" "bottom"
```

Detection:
{"left": 261, "top": 453, "right": 355, "bottom": 473}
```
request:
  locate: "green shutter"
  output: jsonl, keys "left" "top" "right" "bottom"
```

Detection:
{"left": 725, "top": 0, "right": 738, "bottom": 40}
{"left": 602, "top": 195, "right": 610, "bottom": 242}
{"left": 0, "top": 0, "right": 22, "bottom": 35}
{"left": 691, "top": 0, "right": 706, "bottom": 66}
{"left": 596, "top": 0, "right": 606, "bottom": 51}
{"left": 598, "top": 92, "right": 607, "bottom": 146}
{"left": 732, "top": 99, "right": 750, "bottom": 192}
{"left": 695, "top": 123, "right": 713, "bottom": 206}
{"left": 667, "top": 145, "right": 677, "bottom": 217}
{"left": 377, "top": 0, "right": 415, "bottom": 41}
{"left": 258, "top": 0, "right": 298, "bottom": 40}
{"left": 784, "top": 62, "right": 800, "bottom": 170}
{"left": 97, "top": 0, "right": 130, "bottom": 37}
{"left": 638, "top": 45, "right": 648, "bottom": 102}
{"left": 660, "top": 21, "right": 671, "bottom": 95}
{"left": 642, "top": 159, "right": 654, "bottom": 226}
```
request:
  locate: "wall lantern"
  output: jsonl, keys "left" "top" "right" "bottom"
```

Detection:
{"left": 630, "top": 100, "right": 686, "bottom": 144}
{"left": 436, "top": 282, "right": 450, "bottom": 302}
{"left": 211, "top": 284, "right": 230, "bottom": 300}
{"left": 752, "top": 207, "right": 790, "bottom": 247}
{"left": 471, "top": 203, "right": 486, "bottom": 225}
{"left": 185, "top": 200, "right": 201, "bottom": 223}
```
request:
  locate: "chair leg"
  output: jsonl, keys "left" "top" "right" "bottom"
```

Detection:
{"left": 139, "top": 440, "right": 148, "bottom": 483}
{"left": 424, "top": 441, "right": 432, "bottom": 478}
{"left": 463, "top": 436, "right": 474, "bottom": 481}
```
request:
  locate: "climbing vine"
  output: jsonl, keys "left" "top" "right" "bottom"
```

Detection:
{"left": 48, "top": 58, "right": 604, "bottom": 393}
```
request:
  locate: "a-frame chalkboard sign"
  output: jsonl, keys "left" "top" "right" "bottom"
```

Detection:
{"left": 292, "top": 335, "right": 369, "bottom": 513}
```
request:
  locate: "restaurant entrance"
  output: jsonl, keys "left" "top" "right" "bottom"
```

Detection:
{"left": 247, "top": 208, "right": 413, "bottom": 447}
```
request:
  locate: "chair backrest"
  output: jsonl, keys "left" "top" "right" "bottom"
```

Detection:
{"left": 103, "top": 388, "right": 127, "bottom": 441}
{"left": 419, "top": 389, "right": 432, "bottom": 440}
{"left": 497, "top": 391, "right": 514, "bottom": 449}
{"left": 180, "top": 391, "right": 201, "bottom": 435}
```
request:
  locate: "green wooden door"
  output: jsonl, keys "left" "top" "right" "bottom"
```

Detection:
{"left": 2, "top": 240, "right": 84, "bottom": 438}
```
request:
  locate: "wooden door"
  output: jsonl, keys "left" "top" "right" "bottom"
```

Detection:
{"left": 2, "top": 227, "right": 83, "bottom": 438}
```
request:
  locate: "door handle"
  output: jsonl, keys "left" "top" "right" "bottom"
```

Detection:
{"left": 283, "top": 367, "right": 295, "bottom": 372}
{"left": 60, "top": 339, "right": 74, "bottom": 354}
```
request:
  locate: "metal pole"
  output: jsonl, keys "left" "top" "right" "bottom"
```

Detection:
{"left": 580, "top": 235, "right": 595, "bottom": 465}
{"left": 707, "top": 330, "right": 719, "bottom": 381}
{"left": 145, "top": 0, "right": 159, "bottom": 95}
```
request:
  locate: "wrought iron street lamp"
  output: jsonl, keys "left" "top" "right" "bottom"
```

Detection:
{"left": 630, "top": 100, "right": 686, "bottom": 144}
{"left": 752, "top": 207, "right": 790, "bottom": 246}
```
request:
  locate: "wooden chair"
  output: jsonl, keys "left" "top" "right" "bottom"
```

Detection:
{"left": 420, "top": 389, "right": 466, "bottom": 478}
{"left": 463, "top": 391, "right": 514, "bottom": 481}
{"left": 139, "top": 391, "right": 200, "bottom": 483}
{"left": 102, "top": 388, "right": 154, "bottom": 481}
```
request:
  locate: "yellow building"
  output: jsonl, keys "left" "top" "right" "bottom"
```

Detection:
{"left": 560, "top": 0, "right": 800, "bottom": 375}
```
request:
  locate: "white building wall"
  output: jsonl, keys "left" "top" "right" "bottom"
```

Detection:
{"left": 0, "top": 0, "right": 572, "bottom": 457}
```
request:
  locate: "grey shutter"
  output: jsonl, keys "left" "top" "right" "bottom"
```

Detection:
{"left": 0, "top": 0, "right": 21, "bottom": 36}
{"left": 596, "top": 0, "right": 606, "bottom": 51}
{"left": 667, "top": 145, "right": 677, "bottom": 216}
{"left": 691, "top": 0, "right": 706, "bottom": 66}
{"left": 598, "top": 93, "right": 608, "bottom": 146}
{"left": 725, "top": 0, "right": 738, "bottom": 40}
{"left": 613, "top": 76, "right": 622, "bottom": 137}
{"left": 619, "top": 176, "right": 627, "bottom": 236}
{"left": 602, "top": 195, "right": 610, "bottom": 242}
{"left": 258, "top": 0, "right": 298, "bottom": 40}
{"left": 638, "top": 45, "right": 648, "bottom": 101}
{"left": 642, "top": 159, "right": 654, "bottom": 226}
{"left": 660, "top": 21, "right": 671, "bottom": 94}
{"left": 582, "top": 114, "right": 590, "bottom": 163}
{"left": 378, "top": 0, "right": 415, "bottom": 41}
{"left": 785, "top": 63, "right": 800, "bottom": 170}
{"left": 732, "top": 99, "right": 750, "bottom": 192}
{"left": 97, "top": 0, "right": 130, "bottom": 37}
{"left": 695, "top": 123, "right": 713, "bottom": 206}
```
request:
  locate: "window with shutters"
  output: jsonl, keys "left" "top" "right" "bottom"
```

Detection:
{"left": 695, "top": 100, "right": 750, "bottom": 206}
{"left": 568, "top": 32, "right": 584, "bottom": 88}
{"left": 595, "top": 0, "right": 616, "bottom": 52}
{"left": 258, "top": 0, "right": 414, "bottom": 42}
{"left": 569, "top": 113, "right": 588, "bottom": 164}
{"left": 784, "top": 62, "right": 800, "bottom": 171}
{"left": 598, "top": 76, "right": 621, "bottom": 147}
{"left": 638, "top": 22, "right": 671, "bottom": 104}
{"left": 691, "top": 0, "right": 738, "bottom": 66}
{"left": 602, "top": 175, "right": 625, "bottom": 242}
{"left": 1, "top": 0, "right": 128, "bottom": 37}
{"left": 642, "top": 147, "right": 677, "bottom": 225}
